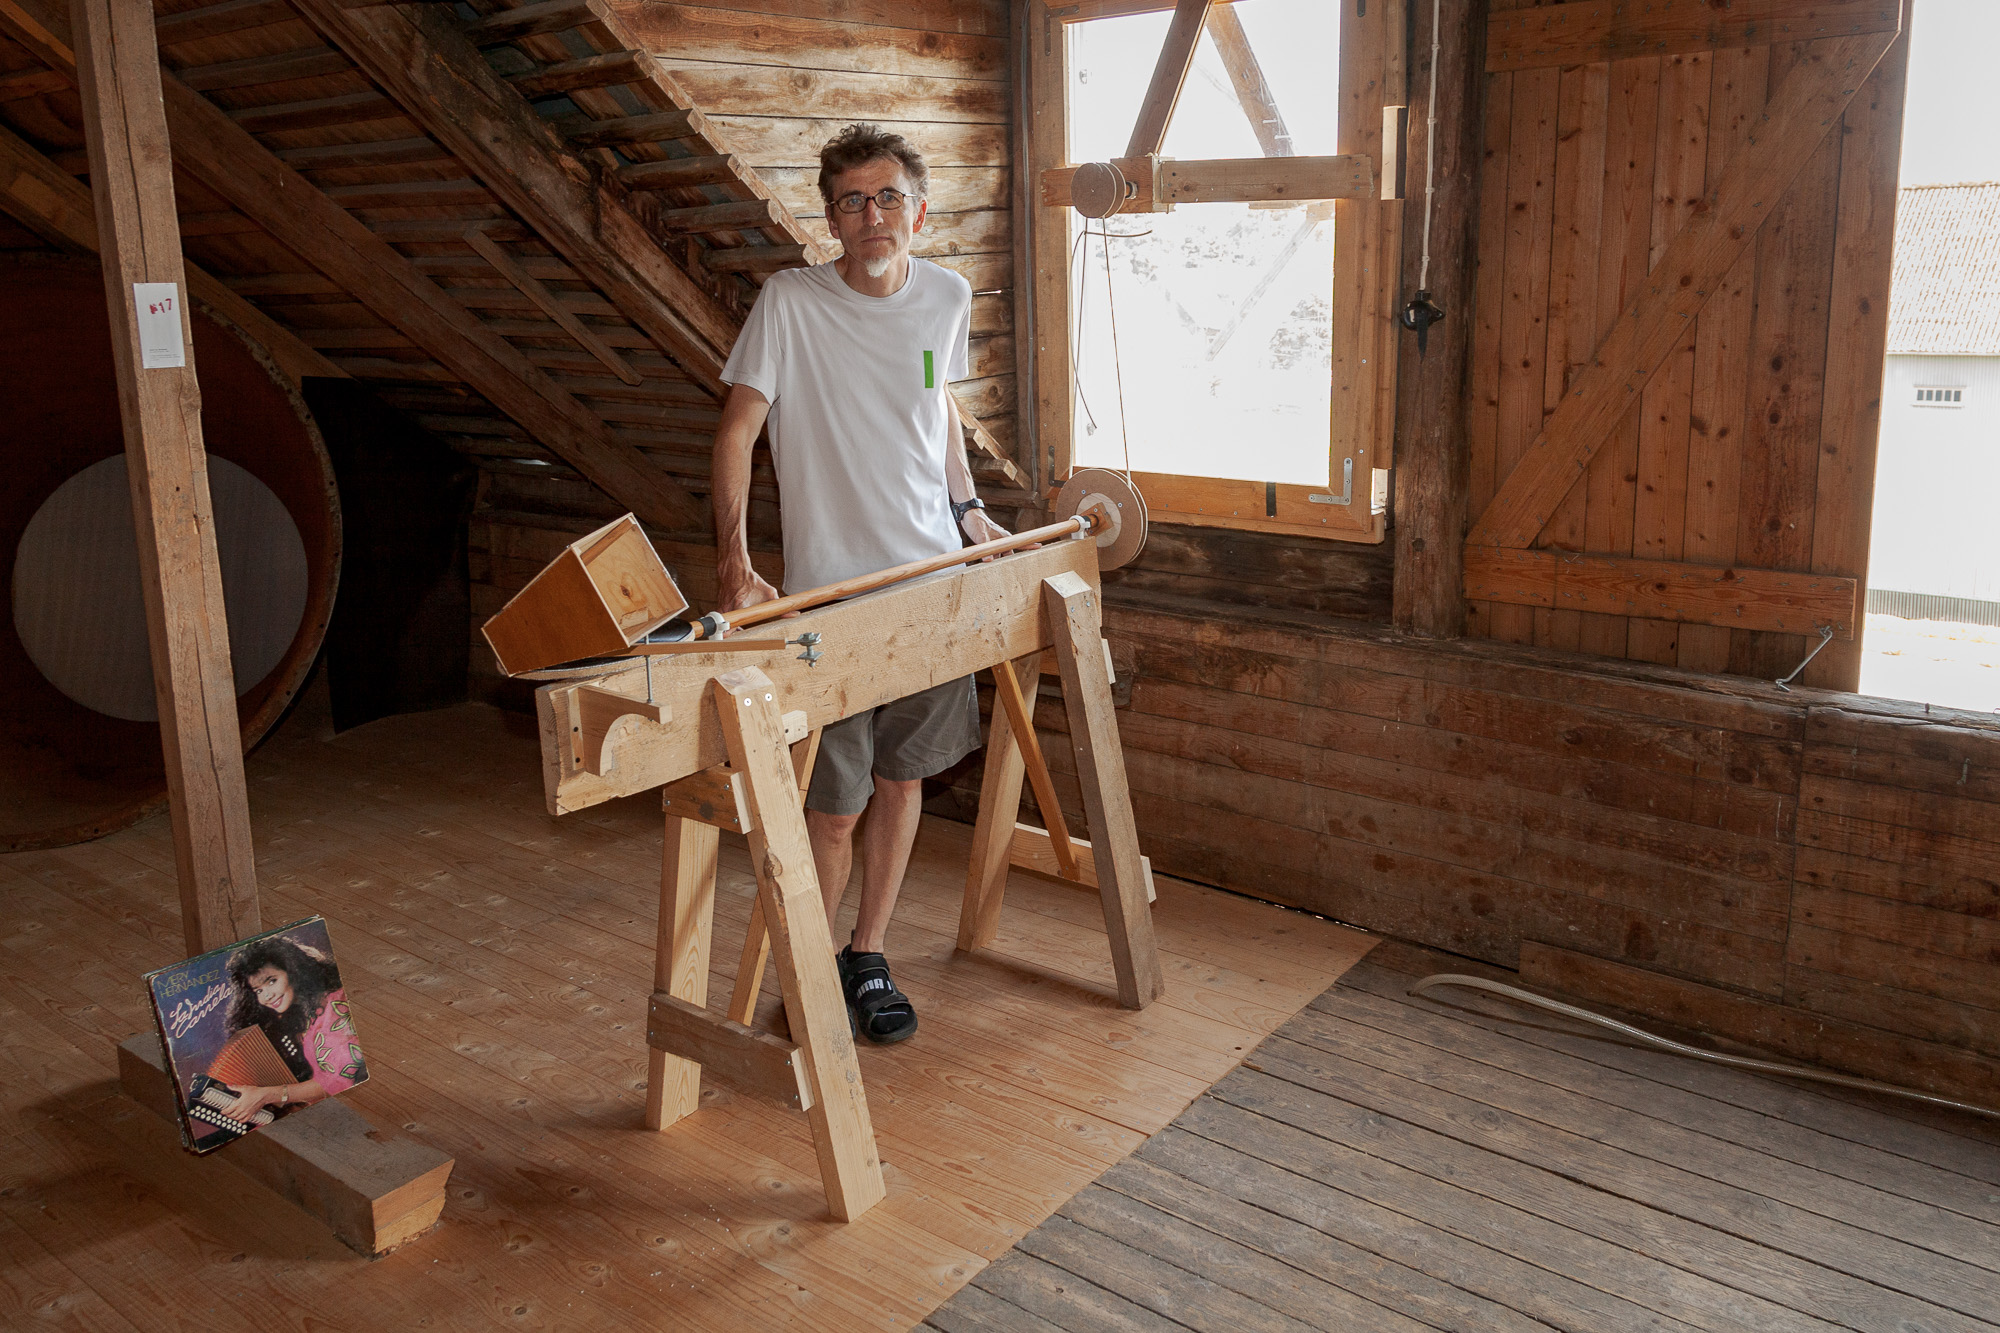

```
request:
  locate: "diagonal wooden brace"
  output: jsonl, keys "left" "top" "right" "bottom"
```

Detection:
{"left": 995, "top": 655, "right": 1077, "bottom": 876}
{"left": 645, "top": 711, "right": 818, "bottom": 1126}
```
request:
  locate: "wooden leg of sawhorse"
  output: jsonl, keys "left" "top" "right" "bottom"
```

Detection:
{"left": 958, "top": 651, "right": 1042, "bottom": 951}
{"left": 1044, "top": 573, "right": 1165, "bottom": 1009}
{"left": 646, "top": 814, "right": 718, "bottom": 1129}
{"left": 726, "top": 727, "right": 821, "bottom": 1025}
{"left": 714, "top": 668, "right": 884, "bottom": 1220}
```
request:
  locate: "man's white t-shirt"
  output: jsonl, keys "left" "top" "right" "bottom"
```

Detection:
{"left": 721, "top": 258, "right": 972, "bottom": 595}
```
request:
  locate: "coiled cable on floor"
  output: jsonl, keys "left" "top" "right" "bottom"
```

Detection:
{"left": 1409, "top": 974, "right": 2000, "bottom": 1122}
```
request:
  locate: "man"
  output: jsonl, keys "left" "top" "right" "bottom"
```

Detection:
{"left": 709, "top": 124, "right": 1010, "bottom": 1044}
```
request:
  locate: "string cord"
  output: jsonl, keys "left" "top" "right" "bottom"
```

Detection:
{"left": 1417, "top": 0, "right": 1443, "bottom": 291}
{"left": 1068, "top": 218, "right": 1152, "bottom": 476}
{"left": 1068, "top": 223, "right": 1099, "bottom": 435}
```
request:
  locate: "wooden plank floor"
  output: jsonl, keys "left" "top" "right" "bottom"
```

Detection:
{"left": 0, "top": 690, "right": 1375, "bottom": 1332}
{"left": 934, "top": 941, "right": 2000, "bottom": 1333}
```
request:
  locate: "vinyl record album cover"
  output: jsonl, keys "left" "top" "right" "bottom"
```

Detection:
{"left": 143, "top": 916, "right": 369, "bottom": 1153}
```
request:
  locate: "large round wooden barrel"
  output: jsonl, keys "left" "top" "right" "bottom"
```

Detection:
{"left": 0, "top": 257, "right": 340, "bottom": 851}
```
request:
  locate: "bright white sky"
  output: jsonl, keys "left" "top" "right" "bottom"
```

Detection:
{"left": 1900, "top": 0, "right": 2000, "bottom": 185}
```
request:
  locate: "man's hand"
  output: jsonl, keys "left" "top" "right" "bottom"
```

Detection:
{"left": 717, "top": 561, "right": 781, "bottom": 613}
{"left": 963, "top": 509, "right": 1031, "bottom": 560}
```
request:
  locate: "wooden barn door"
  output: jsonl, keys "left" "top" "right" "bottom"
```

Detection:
{"left": 1462, "top": 1, "right": 1910, "bottom": 690}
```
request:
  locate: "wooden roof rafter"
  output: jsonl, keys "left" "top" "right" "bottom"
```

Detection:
{"left": 0, "top": 118, "right": 339, "bottom": 384}
{"left": 289, "top": 0, "right": 743, "bottom": 393}
{"left": 0, "top": 0, "right": 710, "bottom": 531}
{"left": 386, "top": 0, "right": 1028, "bottom": 487}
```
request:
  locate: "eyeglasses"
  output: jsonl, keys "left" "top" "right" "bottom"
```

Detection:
{"left": 833, "top": 188, "right": 915, "bottom": 215}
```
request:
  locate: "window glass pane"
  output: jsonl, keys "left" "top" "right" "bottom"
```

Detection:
{"left": 1068, "top": 205, "right": 1335, "bottom": 484}
{"left": 1065, "top": 0, "right": 1341, "bottom": 486}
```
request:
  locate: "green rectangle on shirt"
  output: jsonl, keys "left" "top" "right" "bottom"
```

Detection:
{"left": 923, "top": 349, "right": 935, "bottom": 388}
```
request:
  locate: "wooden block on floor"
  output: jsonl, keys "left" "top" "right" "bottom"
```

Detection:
{"left": 117, "top": 1033, "right": 455, "bottom": 1256}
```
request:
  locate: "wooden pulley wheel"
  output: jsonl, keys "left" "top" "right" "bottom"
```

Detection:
{"left": 1054, "top": 468, "right": 1148, "bottom": 571}
{"left": 1071, "top": 160, "right": 1131, "bottom": 220}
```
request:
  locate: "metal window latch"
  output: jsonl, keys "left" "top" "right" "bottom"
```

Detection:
{"left": 1774, "top": 624, "right": 1835, "bottom": 693}
{"left": 787, "top": 631, "right": 824, "bottom": 667}
{"left": 1400, "top": 290, "right": 1446, "bottom": 353}
{"left": 1310, "top": 457, "right": 1356, "bottom": 506}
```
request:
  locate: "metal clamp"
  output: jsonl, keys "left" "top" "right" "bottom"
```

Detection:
{"left": 1774, "top": 624, "right": 1835, "bottom": 693}
{"left": 788, "top": 631, "right": 824, "bottom": 667}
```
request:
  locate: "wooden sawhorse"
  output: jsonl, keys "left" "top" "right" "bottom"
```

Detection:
{"left": 532, "top": 539, "right": 1162, "bottom": 1220}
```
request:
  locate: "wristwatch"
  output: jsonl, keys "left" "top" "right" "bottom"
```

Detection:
{"left": 951, "top": 497, "right": 986, "bottom": 522}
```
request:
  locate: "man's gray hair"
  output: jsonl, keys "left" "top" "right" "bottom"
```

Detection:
{"left": 818, "top": 123, "right": 930, "bottom": 207}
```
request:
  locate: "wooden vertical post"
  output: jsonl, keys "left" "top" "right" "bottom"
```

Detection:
{"left": 645, "top": 815, "right": 719, "bottom": 1130}
{"left": 1025, "top": 0, "right": 1072, "bottom": 486}
{"left": 71, "top": 0, "right": 257, "bottom": 953}
{"left": 712, "top": 670, "right": 883, "bottom": 1221}
{"left": 1390, "top": 0, "right": 1486, "bottom": 639}
{"left": 1042, "top": 573, "right": 1164, "bottom": 1009}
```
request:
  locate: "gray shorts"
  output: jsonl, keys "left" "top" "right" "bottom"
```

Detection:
{"left": 804, "top": 675, "right": 981, "bottom": 817}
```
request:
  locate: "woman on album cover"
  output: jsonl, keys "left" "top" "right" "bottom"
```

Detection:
{"left": 216, "top": 933, "right": 369, "bottom": 1122}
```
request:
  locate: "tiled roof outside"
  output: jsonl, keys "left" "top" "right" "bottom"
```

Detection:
{"left": 1889, "top": 181, "right": 2000, "bottom": 356}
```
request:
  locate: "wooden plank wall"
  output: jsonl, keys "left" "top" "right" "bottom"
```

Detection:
{"left": 1466, "top": 1, "right": 1908, "bottom": 692}
{"left": 927, "top": 597, "right": 2000, "bottom": 1104}
{"left": 608, "top": 0, "right": 1023, "bottom": 467}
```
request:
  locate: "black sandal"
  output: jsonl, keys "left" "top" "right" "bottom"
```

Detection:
{"left": 838, "top": 947, "right": 919, "bottom": 1044}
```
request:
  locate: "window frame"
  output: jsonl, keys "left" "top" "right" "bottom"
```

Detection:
{"left": 1021, "top": 0, "right": 1402, "bottom": 544}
